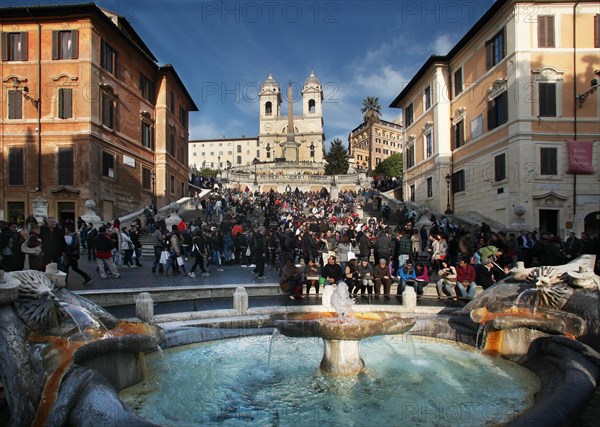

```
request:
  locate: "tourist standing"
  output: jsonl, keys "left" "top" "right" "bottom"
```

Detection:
{"left": 252, "top": 226, "right": 268, "bottom": 279}
{"left": 64, "top": 223, "right": 92, "bottom": 285}
{"left": 94, "top": 226, "right": 120, "bottom": 279}
{"left": 40, "top": 217, "right": 65, "bottom": 270}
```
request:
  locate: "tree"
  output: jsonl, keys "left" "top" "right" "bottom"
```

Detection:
{"left": 360, "top": 97, "right": 382, "bottom": 175}
{"left": 324, "top": 138, "right": 349, "bottom": 175}
{"left": 374, "top": 153, "right": 403, "bottom": 177}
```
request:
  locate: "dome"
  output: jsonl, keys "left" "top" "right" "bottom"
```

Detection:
{"left": 262, "top": 72, "right": 279, "bottom": 90}
{"left": 304, "top": 71, "right": 320, "bottom": 88}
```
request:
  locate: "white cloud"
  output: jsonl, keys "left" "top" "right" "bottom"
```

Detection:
{"left": 432, "top": 34, "right": 454, "bottom": 55}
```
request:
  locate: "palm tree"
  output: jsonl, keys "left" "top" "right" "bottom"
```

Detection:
{"left": 361, "top": 97, "right": 382, "bottom": 175}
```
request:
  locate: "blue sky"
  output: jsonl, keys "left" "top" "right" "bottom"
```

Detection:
{"left": 19, "top": 0, "right": 495, "bottom": 144}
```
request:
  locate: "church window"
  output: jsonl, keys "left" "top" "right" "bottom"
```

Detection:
{"left": 308, "top": 99, "right": 316, "bottom": 113}
{"left": 265, "top": 101, "right": 272, "bottom": 115}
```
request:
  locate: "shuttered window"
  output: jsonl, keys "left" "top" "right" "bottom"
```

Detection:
{"left": 58, "top": 148, "right": 74, "bottom": 185}
{"left": 8, "top": 90, "right": 23, "bottom": 119}
{"left": 52, "top": 30, "right": 79, "bottom": 59}
{"left": 539, "top": 83, "right": 557, "bottom": 117}
{"left": 8, "top": 147, "right": 24, "bottom": 185}
{"left": 485, "top": 29, "right": 505, "bottom": 69}
{"left": 538, "top": 16, "right": 555, "bottom": 48}
{"left": 58, "top": 88, "right": 73, "bottom": 119}
{"left": 1, "top": 32, "right": 28, "bottom": 61}
{"left": 494, "top": 153, "right": 506, "bottom": 181}
{"left": 101, "top": 94, "right": 115, "bottom": 128}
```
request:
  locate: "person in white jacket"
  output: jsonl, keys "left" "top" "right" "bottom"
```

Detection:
{"left": 120, "top": 227, "right": 135, "bottom": 268}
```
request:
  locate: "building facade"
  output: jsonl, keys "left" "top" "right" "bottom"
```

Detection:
{"left": 0, "top": 4, "right": 197, "bottom": 224}
{"left": 189, "top": 71, "right": 326, "bottom": 172}
{"left": 189, "top": 137, "right": 259, "bottom": 171}
{"left": 348, "top": 119, "right": 403, "bottom": 172}
{"left": 390, "top": 0, "right": 600, "bottom": 236}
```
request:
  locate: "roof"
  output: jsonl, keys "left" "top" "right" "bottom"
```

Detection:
{"left": 159, "top": 65, "right": 199, "bottom": 111}
{"left": 349, "top": 118, "right": 403, "bottom": 135}
{"left": 0, "top": 3, "right": 158, "bottom": 63}
{"left": 189, "top": 136, "right": 258, "bottom": 144}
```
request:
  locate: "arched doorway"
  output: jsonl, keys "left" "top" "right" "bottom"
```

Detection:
{"left": 584, "top": 211, "right": 600, "bottom": 237}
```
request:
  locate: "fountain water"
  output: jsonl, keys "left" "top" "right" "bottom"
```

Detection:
{"left": 272, "top": 284, "right": 415, "bottom": 375}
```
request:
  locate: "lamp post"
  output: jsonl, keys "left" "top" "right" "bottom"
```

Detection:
{"left": 445, "top": 173, "right": 453, "bottom": 215}
{"left": 150, "top": 171, "right": 157, "bottom": 210}
{"left": 253, "top": 158, "right": 259, "bottom": 185}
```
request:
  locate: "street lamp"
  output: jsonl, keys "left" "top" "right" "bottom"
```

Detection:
{"left": 150, "top": 171, "right": 157, "bottom": 210}
{"left": 445, "top": 173, "right": 453, "bottom": 215}
{"left": 253, "top": 158, "right": 259, "bottom": 185}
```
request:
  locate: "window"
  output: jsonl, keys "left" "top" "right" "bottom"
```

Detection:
{"left": 404, "top": 103, "right": 414, "bottom": 127}
{"left": 170, "top": 91, "right": 175, "bottom": 113}
{"left": 454, "top": 68, "right": 463, "bottom": 97}
{"left": 424, "top": 86, "right": 431, "bottom": 111}
{"left": 180, "top": 106, "right": 187, "bottom": 128}
{"left": 595, "top": 14, "right": 600, "bottom": 48}
{"left": 538, "top": 82, "right": 557, "bottom": 117}
{"left": 427, "top": 177, "right": 433, "bottom": 198}
{"left": 141, "top": 121, "right": 154, "bottom": 150}
{"left": 471, "top": 114, "right": 483, "bottom": 139}
{"left": 485, "top": 29, "right": 505, "bottom": 69}
{"left": 58, "top": 88, "right": 73, "bottom": 119}
{"left": 1, "top": 32, "right": 28, "bottom": 61}
{"left": 494, "top": 153, "right": 506, "bottom": 181}
{"left": 424, "top": 133, "right": 433, "bottom": 158}
{"left": 410, "top": 184, "right": 415, "bottom": 202}
{"left": 102, "top": 151, "right": 115, "bottom": 178}
{"left": 170, "top": 175, "right": 175, "bottom": 194}
{"left": 452, "top": 120, "right": 465, "bottom": 149}
{"left": 142, "top": 167, "right": 151, "bottom": 190}
{"left": 237, "top": 155, "right": 241, "bottom": 165}
{"left": 179, "top": 141, "right": 185, "bottom": 163}
{"left": 540, "top": 147, "right": 557, "bottom": 175}
{"left": 58, "top": 148, "right": 74, "bottom": 185}
{"left": 169, "top": 129, "right": 176, "bottom": 157}
{"left": 406, "top": 145, "right": 415, "bottom": 168}
{"left": 140, "top": 73, "right": 155, "bottom": 103}
{"left": 538, "top": 16, "right": 555, "bottom": 48}
{"left": 52, "top": 30, "right": 78, "bottom": 59}
{"left": 100, "top": 40, "right": 117, "bottom": 75}
{"left": 237, "top": 145, "right": 242, "bottom": 153}
{"left": 101, "top": 93, "right": 115, "bottom": 128}
{"left": 8, "top": 90, "right": 23, "bottom": 119}
{"left": 453, "top": 170, "right": 465, "bottom": 193}
{"left": 265, "top": 101, "right": 272, "bottom": 115}
{"left": 8, "top": 147, "right": 24, "bottom": 185}
{"left": 487, "top": 92, "right": 508, "bottom": 130}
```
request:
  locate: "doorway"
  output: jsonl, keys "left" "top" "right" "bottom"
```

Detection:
{"left": 584, "top": 211, "right": 600, "bottom": 237}
{"left": 58, "top": 202, "right": 75, "bottom": 226}
{"left": 539, "top": 209, "right": 559, "bottom": 236}
{"left": 7, "top": 202, "right": 25, "bottom": 225}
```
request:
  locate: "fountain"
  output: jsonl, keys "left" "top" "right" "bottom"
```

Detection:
{"left": 272, "top": 283, "right": 415, "bottom": 375}
{"left": 3, "top": 256, "right": 600, "bottom": 426}
{"left": 0, "top": 268, "right": 163, "bottom": 426}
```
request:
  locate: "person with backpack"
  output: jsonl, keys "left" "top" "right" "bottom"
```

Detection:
{"left": 64, "top": 222, "right": 92, "bottom": 285}
{"left": 86, "top": 223, "right": 98, "bottom": 261}
{"left": 94, "top": 226, "right": 120, "bottom": 279}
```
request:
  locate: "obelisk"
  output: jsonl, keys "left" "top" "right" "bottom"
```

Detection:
{"left": 282, "top": 80, "right": 300, "bottom": 162}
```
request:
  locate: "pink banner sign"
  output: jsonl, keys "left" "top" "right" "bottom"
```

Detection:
{"left": 567, "top": 140, "right": 594, "bottom": 174}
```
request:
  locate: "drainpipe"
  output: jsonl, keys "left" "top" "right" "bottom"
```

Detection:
{"left": 36, "top": 22, "right": 41, "bottom": 192}
{"left": 572, "top": 2, "right": 579, "bottom": 228}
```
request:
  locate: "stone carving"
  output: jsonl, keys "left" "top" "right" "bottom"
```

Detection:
{"left": 487, "top": 78, "right": 507, "bottom": 101}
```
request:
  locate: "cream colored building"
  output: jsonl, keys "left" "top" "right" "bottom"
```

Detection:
{"left": 189, "top": 137, "right": 259, "bottom": 170}
{"left": 189, "top": 71, "right": 325, "bottom": 171}
{"left": 390, "top": 0, "right": 600, "bottom": 236}
{"left": 348, "top": 119, "right": 403, "bottom": 172}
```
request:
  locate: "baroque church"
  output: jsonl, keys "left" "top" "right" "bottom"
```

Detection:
{"left": 257, "top": 71, "right": 325, "bottom": 163}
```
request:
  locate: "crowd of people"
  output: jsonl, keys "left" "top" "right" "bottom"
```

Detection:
{"left": 1, "top": 186, "right": 599, "bottom": 303}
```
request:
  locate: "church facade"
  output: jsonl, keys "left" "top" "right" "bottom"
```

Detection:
{"left": 257, "top": 71, "right": 325, "bottom": 163}
{"left": 189, "top": 71, "right": 326, "bottom": 168}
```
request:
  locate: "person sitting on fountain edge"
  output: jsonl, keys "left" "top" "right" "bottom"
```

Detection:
{"left": 396, "top": 259, "right": 418, "bottom": 300}
{"left": 304, "top": 258, "right": 321, "bottom": 297}
{"left": 436, "top": 259, "right": 457, "bottom": 300}
{"left": 455, "top": 258, "right": 477, "bottom": 300}
{"left": 358, "top": 258, "right": 374, "bottom": 299}
{"left": 322, "top": 255, "right": 345, "bottom": 286}
{"left": 374, "top": 258, "right": 393, "bottom": 300}
{"left": 281, "top": 258, "right": 303, "bottom": 301}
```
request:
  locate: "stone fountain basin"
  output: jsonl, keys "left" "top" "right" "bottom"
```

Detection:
{"left": 470, "top": 301, "right": 585, "bottom": 338}
{"left": 271, "top": 311, "right": 416, "bottom": 340}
